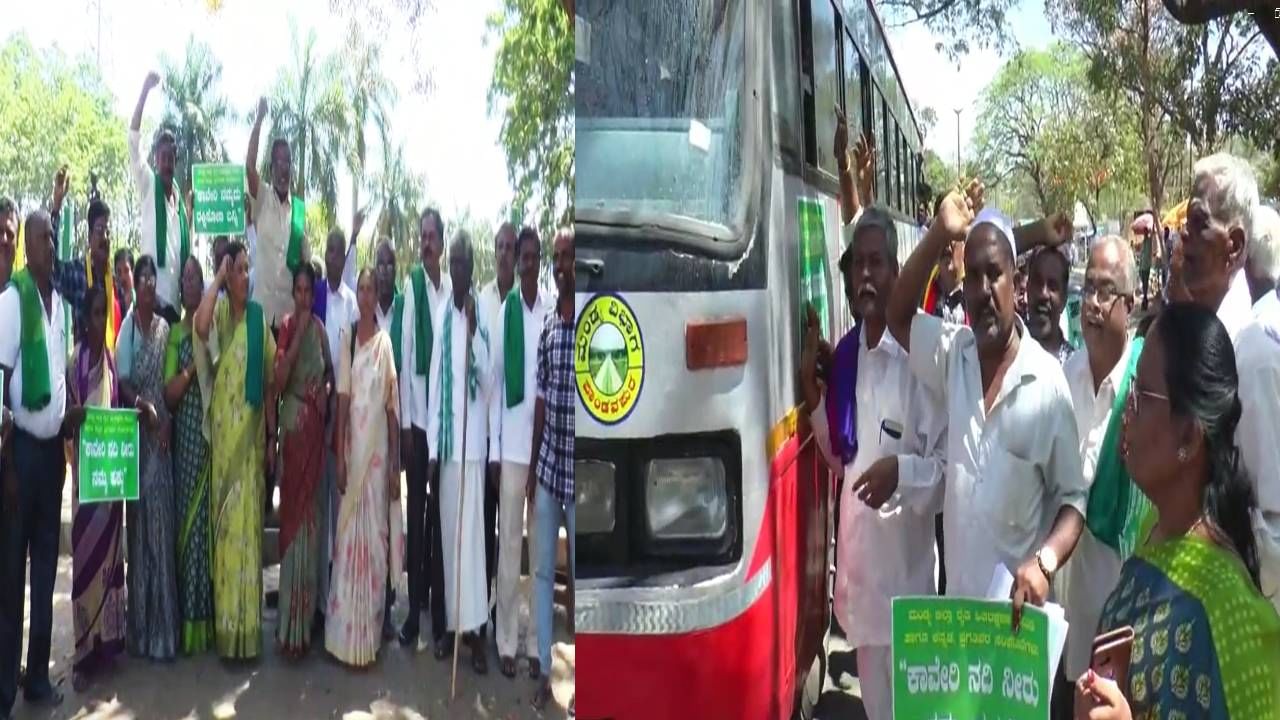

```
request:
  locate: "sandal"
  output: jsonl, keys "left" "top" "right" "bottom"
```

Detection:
{"left": 471, "top": 638, "right": 488, "bottom": 675}
{"left": 528, "top": 658, "right": 541, "bottom": 680}
{"left": 531, "top": 679, "right": 554, "bottom": 711}
{"left": 499, "top": 656, "right": 517, "bottom": 679}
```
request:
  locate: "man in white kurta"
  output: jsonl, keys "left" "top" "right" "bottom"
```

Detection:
{"left": 487, "top": 227, "right": 547, "bottom": 672}
{"left": 426, "top": 236, "right": 491, "bottom": 671}
{"left": 802, "top": 209, "right": 945, "bottom": 720}
{"left": 128, "top": 73, "right": 184, "bottom": 319}
{"left": 1179, "top": 153, "right": 1280, "bottom": 612}
{"left": 1059, "top": 236, "right": 1140, "bottom": 685}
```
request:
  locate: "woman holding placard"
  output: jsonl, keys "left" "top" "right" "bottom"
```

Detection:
{"left": 119, "top": 254, "right": 179, "bottom": 661}
{"left": 65, "top": 284, "right": 127, "bottom": 691}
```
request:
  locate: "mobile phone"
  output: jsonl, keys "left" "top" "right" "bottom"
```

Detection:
{"left": 1090, "top": 626, "right": 1135, "bottom": 693}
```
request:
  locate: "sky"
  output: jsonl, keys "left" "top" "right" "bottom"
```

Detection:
{"left": 7, "top": 0, "right": 513, "bottom": 233}
{"left": 881, "top": 0, "right": 1054, "bottom": 171}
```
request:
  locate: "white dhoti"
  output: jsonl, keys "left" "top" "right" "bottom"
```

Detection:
{"left": 441, "top": 461, "right": 488, "bottom": 633}
{"left": 497, "top": 461, "right": 536, "bottom": 659}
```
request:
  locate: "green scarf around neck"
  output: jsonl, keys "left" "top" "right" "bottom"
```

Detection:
{"left": 244, "top": 301, "right": 265, "bottom": 408}
{"left": 153, "top": 172, "right": 189, "bottom": 270}
{"left": 410, "top": 266, "right": 431, "bottom": 377}
{"left": 11, "top": 269, "right": 51, "bottom": 410}
{"left": 436, "top": 299, "right": 485, "bottom": 462}
{"left": 388, "top": 293, "right": 405, "bottom": 374}
{"left": 503, "top": 287, "right": 526, "bottom": 408}
{"left": 1085, "top": 337, "right": 1149, "bottom": 559}
{"left": 286, "top": 196, "right": 305, "bottom": 274}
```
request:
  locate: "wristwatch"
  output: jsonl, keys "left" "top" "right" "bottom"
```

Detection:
{"left": 1036, "top": 547, "right": 1059, "bottom": 581}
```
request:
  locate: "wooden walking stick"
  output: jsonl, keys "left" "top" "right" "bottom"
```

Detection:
{"left": 450, "top": 305, "right": 474, "bottom": 702}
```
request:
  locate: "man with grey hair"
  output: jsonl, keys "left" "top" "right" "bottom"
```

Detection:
{"left": 1057, "top": 235, "right": 1142, "bottom": 713}
{"left": 1177, "top": 152, "right": 1258, "bottom": 342}
{"left": 1245, "top": 205, "right": 1280, "bottom": 305}
{"left": 799, "top": 205, "right": 945, "bottom": 720}
{"left": 426, "top": 230, "right": 493, "bottom": 673}
{"left": 1234, "top": 202, "right": 1280, "bottom": 613}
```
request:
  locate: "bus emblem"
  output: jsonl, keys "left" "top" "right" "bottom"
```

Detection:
{"left": 575, "top": 293, "right": 645, "bottom": 425}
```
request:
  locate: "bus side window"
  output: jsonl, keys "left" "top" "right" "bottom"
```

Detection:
{"left": 802, "top": 0, "right": 843, "bottom": 177}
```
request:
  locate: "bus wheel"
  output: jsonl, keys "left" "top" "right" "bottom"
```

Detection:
{"left": 793, "top": 645, "right": 826, "bottom": 720}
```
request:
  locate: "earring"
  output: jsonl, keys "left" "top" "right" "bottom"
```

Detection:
{"left": 1178, "top": 447, "right": 1189, "bottom": 463}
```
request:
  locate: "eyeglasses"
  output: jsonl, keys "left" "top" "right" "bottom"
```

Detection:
{"left": 1081, "top": 282, "right": 1130, "bottom": 305}
{"left": 1126, "top": 386, "right": 1169, "bottom": 417}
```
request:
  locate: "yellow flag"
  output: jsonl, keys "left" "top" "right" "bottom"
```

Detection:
{"left": 13, "top": 216, "right": 24, "bottom": 272}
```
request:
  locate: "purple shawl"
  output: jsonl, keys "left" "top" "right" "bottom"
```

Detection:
{"left": 74, "top": 343, "right": 119, "bottom": 409}
{"left": 824, "top": 322, "right": 861, "bottom": 466}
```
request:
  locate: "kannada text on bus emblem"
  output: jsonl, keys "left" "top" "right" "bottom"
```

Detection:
{"left": 575, "top": 293, "right": 645, "bottom": 425}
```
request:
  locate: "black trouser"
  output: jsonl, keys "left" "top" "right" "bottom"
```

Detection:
{"left": 0, "top": 430, "right": 65, "bottom": 712}
{"left": 935, "top": 513, "right": 947, "bottom": 595}
{"left": 406, "top": 428, "right": 447, "bottom": 639}
{"left": 425, "top": 453, "right": 447, "bottom": 640}
{"left": 484, "top": 460, "right": 498, "bottom": 622}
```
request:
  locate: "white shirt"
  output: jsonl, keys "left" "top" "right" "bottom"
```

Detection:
{"left": 374, "top": 298, "right": 394, "bottom": 333}
{"left": 487, "top": 286, "right": 549, "bottom": 465}
{"left": 1059, "top": 339, "right": 1134, "bottom": 678}
{"left": 1233, "top": 288, "right": 1280, "bottom": 612}
{"left": 1216, "top": 268, "right": 1253, "bottom": 344}
{"left": 426, "top": 299, "right": 492, "bottom": 464}
{"left": 0, "top": 285, "right": 68, "bottom": 439}
{"left": 250, "top": 184, "right": 310, "bottom": 327}
{"left": 399, "top": 270, "right": 452, "bottom": 431}
{"left": 323, "top": 277, "right": 358, "bottom": 368}
{"left": 128, "top": 129, "right": 182, "bottom": 309}
{"left": 909, "top": 313, "right": 1087, "bottom": 599}
{"left": 808, "top": 326, "right": 945, "bottom": 649}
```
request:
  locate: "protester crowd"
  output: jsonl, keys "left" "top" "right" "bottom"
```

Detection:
{"left": 0, "top": 71, "right": 576, "bottom": 719}
{"left": 804, "top": 110, "right": 1280, "bottom": 719}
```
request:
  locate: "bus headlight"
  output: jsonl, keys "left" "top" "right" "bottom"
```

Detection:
{"left": 575, "top": 460, "right": 616, "bottom": 534}
{"left": 645, "top": 457, "right": 728, "bottom": 540}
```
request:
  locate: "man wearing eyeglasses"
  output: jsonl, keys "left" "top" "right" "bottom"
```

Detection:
{"left": 1056, "top": 235, "right": 1141, "bottom": 718}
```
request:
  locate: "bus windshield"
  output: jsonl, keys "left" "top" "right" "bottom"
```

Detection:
{"left": 576, "top": 0, "right": 746, "bottom": 234}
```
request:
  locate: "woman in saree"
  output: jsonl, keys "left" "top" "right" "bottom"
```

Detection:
{"left": 194, "top": 241, "right": 277, "bottom": 660}
{"left": 326, "top": 268, "right": 400, "bottom": 668}
{"left": 274, "top": 261, "right": 332, "bottom": 657}
{"left": 66, "top": 284, "right": 127, "bottom": 690}
{"left": 119, "top": 255, "right": 179, "bottom": 661}
{"left": 164, "top": 255, "right": 214, "bottom": 654}
{"left": 1075, "top": 302, "right": 1280, "bottom": 719}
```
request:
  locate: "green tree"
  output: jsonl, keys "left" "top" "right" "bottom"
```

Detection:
{"left": 0, "top": 34, "right": 131, "bottom": 248}
{"left": 370, "top": 140, "right": 424, "bottom": 281}
{"left": 1052, "top": 0, "right": 1274, "bottom": 212}
{"left": 267, "top": 21, "right": 350, "bottom": 225}
{"left": 160, "top": 36, "right": 232, "bottom": 195}
{"left": 921, "top": 148, "right": 952, "bottom": 204}
{"left": 973, "top": 45, "right": 1142, "bottom": 217}
{"left": 487, "top": 0, "right": 574, "bottom": 236}
{"left": 342, "top": 22, "right": 396, "bottom": 219}
{"left": 1162, "top": 0, "right": 1280, "bottom": 56}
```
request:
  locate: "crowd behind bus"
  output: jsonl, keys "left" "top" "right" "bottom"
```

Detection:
{"left": 805, "top": 109, "right": 1280, "bottom": 719}
{"left": 0, "top": 71, "right": 576, "bottom": 719}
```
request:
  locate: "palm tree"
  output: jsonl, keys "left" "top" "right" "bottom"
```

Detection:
{"left": 370, "top": 139, "right": 425, "bottom": 279}
{"left": 343, "top": 22, "right": 396, "bottom": 218}
{"left": 267, "top": 21, "right": 349, "bottom": 225}
{"left": 160, "top": 36, "right": 232, "bottom": 194}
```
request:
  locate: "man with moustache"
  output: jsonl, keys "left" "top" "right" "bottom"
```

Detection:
{"left": 1056, "top": 236, "right": 1143, "bottom": 716}
{"left": 799, "top": 206, "right": 946, "bottom": 720}
{"left": 886, "top": 188, "right": 1087, "bottom": 625}
{"left": 1181, "top": 154, "right": 1280, "bottom": 612}
{"left": 1026, "top": 247, "right": 1076, "bottom": 364}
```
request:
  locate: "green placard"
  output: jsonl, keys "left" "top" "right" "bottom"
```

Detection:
{"left": 77, "top": 408, "right": 139, "bottom": 504}
{"left": 797, "top": 198, "right": 830, "bottom": 340}
{"left": 191, "top": 163, "right": 246, "bottom": 235}
{"left": 893, "top": 596, "right": 1050, "bottom": 720}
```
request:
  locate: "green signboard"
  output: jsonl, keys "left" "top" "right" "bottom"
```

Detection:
{"left": 77, "top": 408, "right": 139, "bottom": 504}
{"left": 191, "top": 163, "right": 246, "bottom": 235}
{"left": 797, "top": 198, "right": 830, "bottom": 340}
{"left": 893, "top": 596, "right": 1050, "bottom": 720}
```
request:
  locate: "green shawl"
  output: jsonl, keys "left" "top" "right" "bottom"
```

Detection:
{"left": 244, "top": 301, "right": 265, "bottom": 408}
{"left": 387, "top": 293, "right": 406, "bottom": 375}
{"left": 11, "top": 269, "right": 51, "bottom": 410}
{"left": 153, "top": 172, "right": 190, "bottom": 269}
{"left": 436, "top": 298, "right": 486, "bottom": 462}
{"left": 503, "top": 287, "right": 525, "bottom": 408}
{"left": 1085, "top": 337, "right": 1149, "bottom": 559}
{"left": 286, "top": 196, "right": 305, "bottom": 275}
{"left": 409, "top": 266, "right": 431, "bottom": 377}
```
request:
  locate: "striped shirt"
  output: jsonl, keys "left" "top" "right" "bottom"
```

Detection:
{"left": 535, "top": 306, "right": 574, "bottom": 504}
